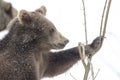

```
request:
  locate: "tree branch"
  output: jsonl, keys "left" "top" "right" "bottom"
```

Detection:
{"left": 100, "top": 0, "right": 112, "bottom": 38}
{"left": 78, "top": 0, "right": 112, "bottom": 80}
{"left": 82, "top": 0, "right": 88, "bottom": 45}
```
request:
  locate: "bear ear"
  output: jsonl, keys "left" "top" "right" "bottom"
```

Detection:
{"left": 2, "top": 1, "right": 12, "bottom": 12}
{"left": 35, "top": 6, "right": 47, "bottom": 16}
{"left": 18, "top": 10, "right": 32, "bottom": 24}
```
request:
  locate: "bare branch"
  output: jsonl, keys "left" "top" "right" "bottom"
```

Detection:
{"left": 83, "top": 59, "right": 91, "bottom": 80}
{"left": 100, "top": 0, "right": 107, "bottom": 36}
{"left": 88, "top": 69, "right": 100, "bottom": 80}
{"left": 88, "top": 58, "right": 94, "bottom": 80}
{"left": 78, "top": 42, "right": 86, "bottom": 67}
{"left": 94, "top": 69, "right": 100, "bottom": 80}
{"left": 100, "top": 0, "right": 112, "bottom": 37}
{"left": 78, "top": 0, "right": 112, "bottom": 80}
{"left": 102, "top": 0, "right": 112, "bottom": 37}
{"left": 82, "top": 0, "right": 88, "bottom": 45}
{"left": 70, "top": 73, "right": 77, "bottom": 80}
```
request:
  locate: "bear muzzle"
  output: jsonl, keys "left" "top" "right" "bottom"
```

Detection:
{"left": 53, "top": 39, "right": 69, "bottom": 49}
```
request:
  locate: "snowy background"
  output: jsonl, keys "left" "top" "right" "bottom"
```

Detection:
{"left": 1, "top": 0, "right": 120, "bottom": 80}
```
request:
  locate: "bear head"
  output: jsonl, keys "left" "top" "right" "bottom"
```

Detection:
{"left": 8, "top": 6, "right": 69, "bottom": 51}
{"left": 0, "top": 0, "right": 17, "bottom": 31}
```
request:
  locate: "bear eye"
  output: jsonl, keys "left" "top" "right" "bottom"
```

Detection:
{"left": 49, "top": 28, "right": 55, "bottom": 33}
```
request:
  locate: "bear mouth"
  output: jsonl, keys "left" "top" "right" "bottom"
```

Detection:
{"left": 53, "top": 43, "right": 66, "bottom": 49}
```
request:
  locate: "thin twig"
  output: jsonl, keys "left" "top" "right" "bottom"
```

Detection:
{"left": 82, "top": 0, "right": 88, "bottom": 45}
{"left": 78, "top": 43, "right": 92, "bottom": 80}
{"left": 83, "top": 60, "right": 91, "bottom": 80}
{"left": 102, "top": 0, "right": 112, "bottom": 37}
{"left": 88, "top": 69, "right": 100, "bottom": 80}
{"left": 69, "top": 73, "right": 77, "bottom": 80}
{"left": 100, "top": 0, "right": 107, "bottom": 36}
{"left": 78, "top": 42, "right": 86, "bottom": 67}
{"left": 94, "top": 69, "right": 100, "bottom": 80}
{"left": 88, "top": 58, "right": 94, "bottom": 80}
{"left": 81, "top": 0, "right": 92, "bottom": 80}
{"left": 100, "top": 0, "right": 112, "bottom": 37}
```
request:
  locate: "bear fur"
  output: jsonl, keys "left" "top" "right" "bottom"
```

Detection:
{"left": 0, "top": 6, "right": 103, "bottom": 80}
{"left": 0, "top": 0, "right": 17, "bottom": 31}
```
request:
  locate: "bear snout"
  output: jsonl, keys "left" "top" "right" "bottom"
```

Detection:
{"left": 55, "top": 39, "right": 69, "bottom": 49}
{"left": 51, "top": 30, "right": 69, "bottom": 49}
{"left": 58, "top": 39, "right": 69, "bottom": 46}
{"left": 64, "top": 39, "right": 69, "bottom": 45}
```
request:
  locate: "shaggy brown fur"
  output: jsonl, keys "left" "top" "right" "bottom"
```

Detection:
{"left": 0, "top": 6, "right": 103, "bottom": 80}
{"left": 0, "top": 0, "right": 17, "bottom": 31}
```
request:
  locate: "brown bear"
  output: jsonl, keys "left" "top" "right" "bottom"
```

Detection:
{"left": 0, "top": 0, "right": 17, "bottom": 31}
{"left": 0, "top": 6, "right": 103, "bottom": 80}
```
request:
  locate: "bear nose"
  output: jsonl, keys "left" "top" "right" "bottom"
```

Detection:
{"left": 64, "top": 39, "right": 69, "bottom": 44}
